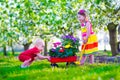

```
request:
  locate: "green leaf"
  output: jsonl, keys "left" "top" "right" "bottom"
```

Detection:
{"left": 3, "top": 10, "right": 7, "bottom": 14}
{"left": 0, "top": 0, "right": 5, "bottom": 2}
{"left": 25, "top": 0, "right": 31, "bottom": 7}
{"left": 78, "top": 0, "right": 83, "bottom": 3}
{"left": 16, "top": 4, "right": 20, "bottom": 8}
{"left": 95, "top": 0, "right": 101, "bottom": 4}
{"left": 9, "top": 13, "right": 13, "bottom": 17}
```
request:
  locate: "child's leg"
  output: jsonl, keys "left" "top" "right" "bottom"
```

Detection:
{"left": 89, "top": 54, "right": 94, "bottom": 64}
{"left": 80, "top": 55, "right": 87, "bottom": 65}
{"left": 21, "top": 58, "right": 32, "bottom": 68}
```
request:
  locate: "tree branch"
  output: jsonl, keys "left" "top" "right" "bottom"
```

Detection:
{"left": 90, "top": 1, "right": 113, "bottom": 18}
{"left": 114, "top": 6, "right": 120, "bottom": 14}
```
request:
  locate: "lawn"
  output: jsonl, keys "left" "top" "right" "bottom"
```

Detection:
{"left": 0, "top": 56, "right": 120, "bottom": 80}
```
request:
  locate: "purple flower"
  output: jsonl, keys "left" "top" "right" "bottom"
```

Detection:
{"left": 61, "top": 36, "right": 66, "bottom": 39}
{"left": 62, "top": 35, "right": 79, "bottom": 43}
{"left": 62, "top": 35, "right": 68, "bottom": 39}
{"left": 63, "top": 35, "right": 73, "bottom": 39}
{"left": 72, "top": 37, "right": 79, "bottom": 43}
{"left": 51, "top": 48, "right": 56, "bottom": 52}
{"left": 72, "top": 38, "right": 77, "bottom": 43}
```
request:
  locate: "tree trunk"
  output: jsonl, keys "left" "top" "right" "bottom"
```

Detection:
{"left": 23, "top": 42, "right": 31, "bottom": 51}
{"left": 11, "top": 46, "right": 15, "bottom": 56}
{"left": 107, "top": 22, "right": 118, "bottom": 56}
{"left": 10, "top": 40, "right": 15, "bottom": 56}
{"left": 3, "top": 46, "right": 7, "bottom": 56}
{"left": 44, "top": 40, "right": 47, "bottom": 56}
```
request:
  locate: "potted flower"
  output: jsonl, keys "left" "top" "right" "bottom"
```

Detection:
{"left": 48, "top": 34, "right": 80, "bottom": 63}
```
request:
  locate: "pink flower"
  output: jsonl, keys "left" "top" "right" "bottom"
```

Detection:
{"left": 78, "top": 9, "right": 86, "bottom": 14}
{"left": 81, "top": 23, "right": 85, "bottom": 26}
{"left": 53, "top": 42, "right": 61, "bottom": 48}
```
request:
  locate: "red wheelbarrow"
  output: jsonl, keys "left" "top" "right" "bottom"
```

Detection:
{"left": 49, "top": 56, "right": 77, "bottom": 67}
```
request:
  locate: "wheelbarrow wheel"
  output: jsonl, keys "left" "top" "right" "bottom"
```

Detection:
{"left": 50, "top": 63, "right": 59, "bottom": 67}
{"left": 66, "top": 62, "right": 76, "bottom": 66}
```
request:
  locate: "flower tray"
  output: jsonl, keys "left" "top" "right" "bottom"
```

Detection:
{"left": 49, "top": 56, "right": 77, "bottom": 63}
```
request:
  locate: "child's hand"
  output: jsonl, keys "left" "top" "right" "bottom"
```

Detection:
{"left": 83, "top": 37, "right": 88, "bottom": 44}
{"left": 47, "top": 56, "right": 50, "bottom": 61}
{"left": 84, "top": 39, "right": 88, "bottom": 44}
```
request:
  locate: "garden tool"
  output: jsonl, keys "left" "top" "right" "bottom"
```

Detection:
{"left": 75, "top": 44, "right": 86, "bottom": 65}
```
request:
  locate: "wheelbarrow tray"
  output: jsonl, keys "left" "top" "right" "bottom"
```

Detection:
{"left": 49, "top": 56, "right": 77, "bottom": 63}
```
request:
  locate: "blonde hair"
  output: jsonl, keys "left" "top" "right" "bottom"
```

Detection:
{"left": 33, "top": 38, "right": 44, "bottom": 47}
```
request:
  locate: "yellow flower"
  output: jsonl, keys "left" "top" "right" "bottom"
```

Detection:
{"left": 64, "top": 44, "right": 71, "bottom": 48}
{"left": 81, "top": 27, "right": 87, "bottom": 33}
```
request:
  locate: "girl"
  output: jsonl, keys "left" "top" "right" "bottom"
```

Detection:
{"left": 18, "top": 39, "right": 50, "bottom": 68}
{"left": 78, "top": 9, "right": 98, "bottom": 65}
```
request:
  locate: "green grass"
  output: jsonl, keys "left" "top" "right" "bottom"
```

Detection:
{"left": 0, "top": 56, "right": 120, "bottom": 80}
{"left": 0, "top": 52, "right": 20, "bottom": 56}
{"left": 94, "top": 50, "right": 112, "bottom": 56}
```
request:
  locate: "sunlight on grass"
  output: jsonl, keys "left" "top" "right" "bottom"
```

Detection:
{"left": 0, "top": 56, "right": 120, "bottom": 80}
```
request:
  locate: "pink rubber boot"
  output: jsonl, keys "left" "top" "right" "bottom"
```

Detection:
{"left": 80, "top": 56, "right": 87, "bottom": 65}
{"left": 89, "top": 54, "right": 94, "bottom": 64}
